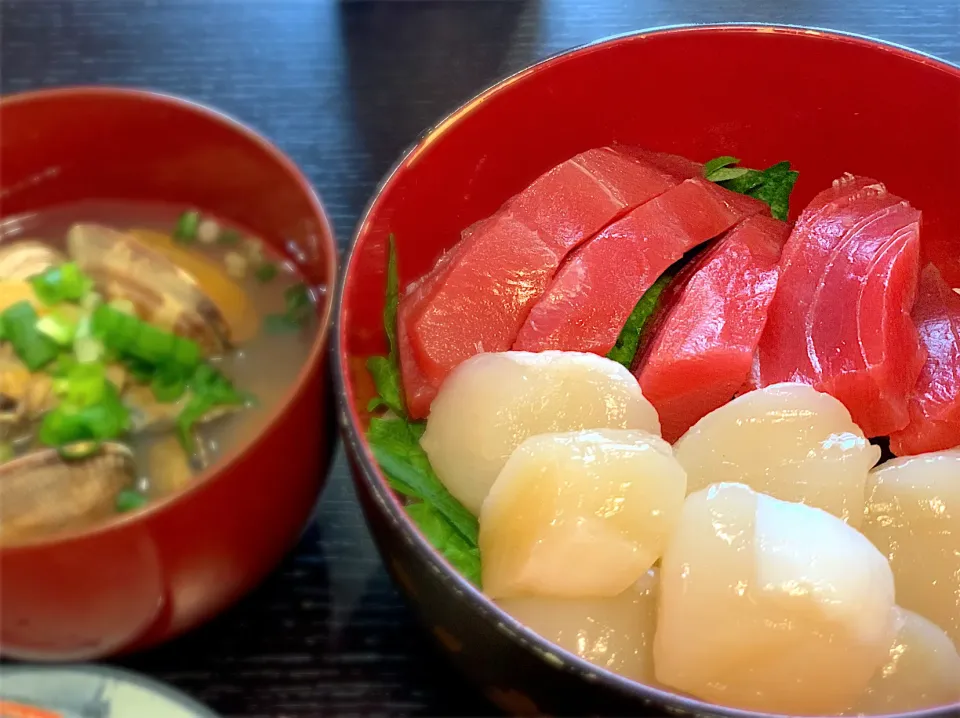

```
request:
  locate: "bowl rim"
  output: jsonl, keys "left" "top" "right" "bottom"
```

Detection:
{"left": 334, "top": 23, "right": 960, "bottom": 718}
{"left": 0, "top": 662, "right": 222, "bottom": 717}
{"left": 0, "top": 85, "right": 338, "bottom": 551}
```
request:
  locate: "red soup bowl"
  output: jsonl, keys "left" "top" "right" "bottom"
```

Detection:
{"left": 335, "top": 25, "right": 960, "bottom": 718}
{"left": 0, "top": 87, "right": 337, "bottom": 660}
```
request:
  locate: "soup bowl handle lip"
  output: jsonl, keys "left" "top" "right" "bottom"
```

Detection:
{"left": 332, "top": 22, "right": 960, "bottom": 718}
{"left": 0, "top": 84, "right": 339, "bottom": 551}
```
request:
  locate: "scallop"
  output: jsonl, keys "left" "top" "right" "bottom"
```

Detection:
{"left": 0, "top": 443, "right": 136, "bottom": 544}
{"left": 480, "top": 429, "right": 685, "bottom": 599}
{"left": 674, "top": 382, "right": 880, "bottom": 526}
{"left": 497, "top": 568, "right": 661, "bottom": 685}
{"left": 68, "top": 223, "right": 232, "bottom": 354}
{"left": 421, "top": 351, "right": 661, "bottom": 515}
{"left": 852, "top": 607, "right": 960, "bottom": 714}
{"left": 655, "top": 482, "right": 896, "bottom": 715}
{"left": 862, "top": 450, "right": 960, "bottom": 648}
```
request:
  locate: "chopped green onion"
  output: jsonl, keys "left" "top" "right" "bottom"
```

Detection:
{"left": 119, "top": 354, "right": 154, "bottom": 383}
{"left": 174, "top": 211, "right": 201, "bottom": 243}
{"left": 254, "top": 262, "right": 278, "bottom": 283}
{"left": 189, "top": 363, "right": 250, "bottom": 404}
{"left": 41, "top": 363, "right": 130, "bottom": 448}
{"left": 52, "top": 362, "right": 108, "bottom": 404}
{"left": 74, "top": 335, "right": 105, "bottom": 364}
{"left": 74, "top": 314, "right": 93, "bottom": 339}
{"left": 36, "top": 311, "right": 79, "bottom": 346}
{"left": 91, "top": 305, "right": 201, "bottom": 371}
{"left": 81, "top": 292, "right": 103, "bottom": 312}
{"left": 115, "top": 488, "right": 148, "bottom": 513}
{"left": 49, "top": 353, "right": 78, "bottom": 378}
{"left": 264, "top": 282, "right": 313, "bottom": 332}
{"left": 108, "top": 298, "right": 137, "bottom": 315}
{"left": 284, "top": 283, "right": 312, "bottom": 321}
{"left": 57, "top": 440, "right": 102, "bottom": 461}
{"left": 1, "top": 301, "right": 60, "bottom": 371}
{"left": 176, "top": 393, "right": 214, "bottom": 456}
{"left": 73, "top": 314, "right": 100, "bottom": 363}
{"left": 217, "top": 228, "right": 241, "bottom": 245}
{"left": 175, "top": 364, "right": 251, "bottom": 455}
{"left": 0, "top": 441, "right": 14, "bottom": 464}
{"left": 39, "top": 381, "right": 130, "bottom": 447}
{"left": 151, "top": 369, "right": 187, "bottom": 403}
{"left": 29, "top": 262, "right": 95, "bottom": 305}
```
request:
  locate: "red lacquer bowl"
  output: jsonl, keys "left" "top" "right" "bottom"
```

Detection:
{"left": 335, "top": 26, "right": 960, "bottom": 718}
{"left": 0, "top": 87, "right": 337, "bottom": 660}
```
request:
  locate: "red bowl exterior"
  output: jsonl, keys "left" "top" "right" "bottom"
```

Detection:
{"left": 0, "top": 87, "right": 337, "bottom": 660}
{"left": 336, "top": 26, "right": 960, "bottom": 718}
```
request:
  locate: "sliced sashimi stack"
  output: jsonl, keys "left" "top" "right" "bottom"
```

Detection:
{"left": 369, "top": 143, "right": 960, "bottom": 718}
{"left": 396, "top": 145, "right": 960, "bottom": 457}
{"left": 398, "top": 147, "right": 692, "bottom": 418}
{"left": 752, "top": 174, "right": 925, "bottom": 438}
{"left": 633, "top": 215, "right": 790, "bottom": 442}
{"left": 889, "top": 265, "right": 960, "bottom": 455}
{"left": 514, "top": 178, "right": 768, "bottom": 355}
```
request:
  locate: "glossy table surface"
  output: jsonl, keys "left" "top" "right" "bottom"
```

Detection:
{"left": 1, "top": 1, "right": 957, "bottom": 716}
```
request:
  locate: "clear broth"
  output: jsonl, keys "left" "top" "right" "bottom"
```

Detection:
{"left": 0, "top": 200, "right": 318, "bottom": 504}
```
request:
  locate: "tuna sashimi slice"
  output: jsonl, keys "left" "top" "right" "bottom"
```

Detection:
{"left": 890, "top": 265, "right": 960, "bottom": 456}
{"left": 514, "top": 178, "right": 768, "bottom": 355}
{"left": 815, "top": 216, "right": 924, "bottom": 435}
{"left": 399, "top": 147, "right": 685, "bottom": 418}
{"left": 756, "top": 175, "right": 898, "bottom": 384}
{"left": 618, "top": 146, "right": 703, "bottom": 180}
{"left": 634, "top": 215, "right": 790, "bottom": 442}
{"left": 754, "top": 174, "right": 924, "bottom": 437}
{"left": 397, "top": 232, "right": 479, "bottom": 416}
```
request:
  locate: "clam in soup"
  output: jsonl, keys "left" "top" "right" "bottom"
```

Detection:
{"left": 0, "top": 202, "right": 319, "bottom": 544}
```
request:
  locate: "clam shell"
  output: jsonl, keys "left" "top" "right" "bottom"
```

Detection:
{"left": 67, "top": 224, "right": 231, "bottom": 354}
{"left": 0, "top": 442, "right": 136, "bottom": 543}
{"left": 129, "top": 228, "right": 259, "bottom": 343}
{"left": 0, "top": 240, "right": 66, "bottom": 280}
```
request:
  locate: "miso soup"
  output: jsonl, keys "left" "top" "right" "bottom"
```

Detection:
{"left": 0, "top": 201, "right": 321, "bottom": 544}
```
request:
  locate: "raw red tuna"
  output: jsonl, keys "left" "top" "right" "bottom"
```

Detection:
{"left": 753, "top": 174, "right": 924, "bottom": 437}
{"left": 513, "top": 178, "right": 768, "bottom": 355}
{"left": 397, "top": 233, "right": 477, "bottom": 416}
{"left": 633, "top": 215, "right": 790, "bottom": 442}
{"left": 399, "top": 147, "right": 690, "bottom": 418}
{"left": 890, "top": 265, "right": 960, "bottom": 455}
{"left": 618, "top": 146, "right": 703, "bottom": 179}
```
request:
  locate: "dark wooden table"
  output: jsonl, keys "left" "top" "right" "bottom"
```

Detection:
{"left": 1, "top": 1, "right": 957, "bottom": 716}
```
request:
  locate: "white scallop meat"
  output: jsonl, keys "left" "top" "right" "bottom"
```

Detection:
{"left": 655, "top": 482, "right": 896, "bottom": 715}
{"left": 862, "top": 449, "right": 960, "bottom": 649}
{"left": 497, "top": 569, "right": 661, "bottom": 685}
{"left": 674, "top": 382, "right": 880, "bottom": 525}
{"left": 480, "top": 429, "right": 684, "bottom": 599}
{"left": 852, "top": 607, "right": 960, "bottom": 715}
{"left": 421, "top": 351, "right": 660, "bottom": 515}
